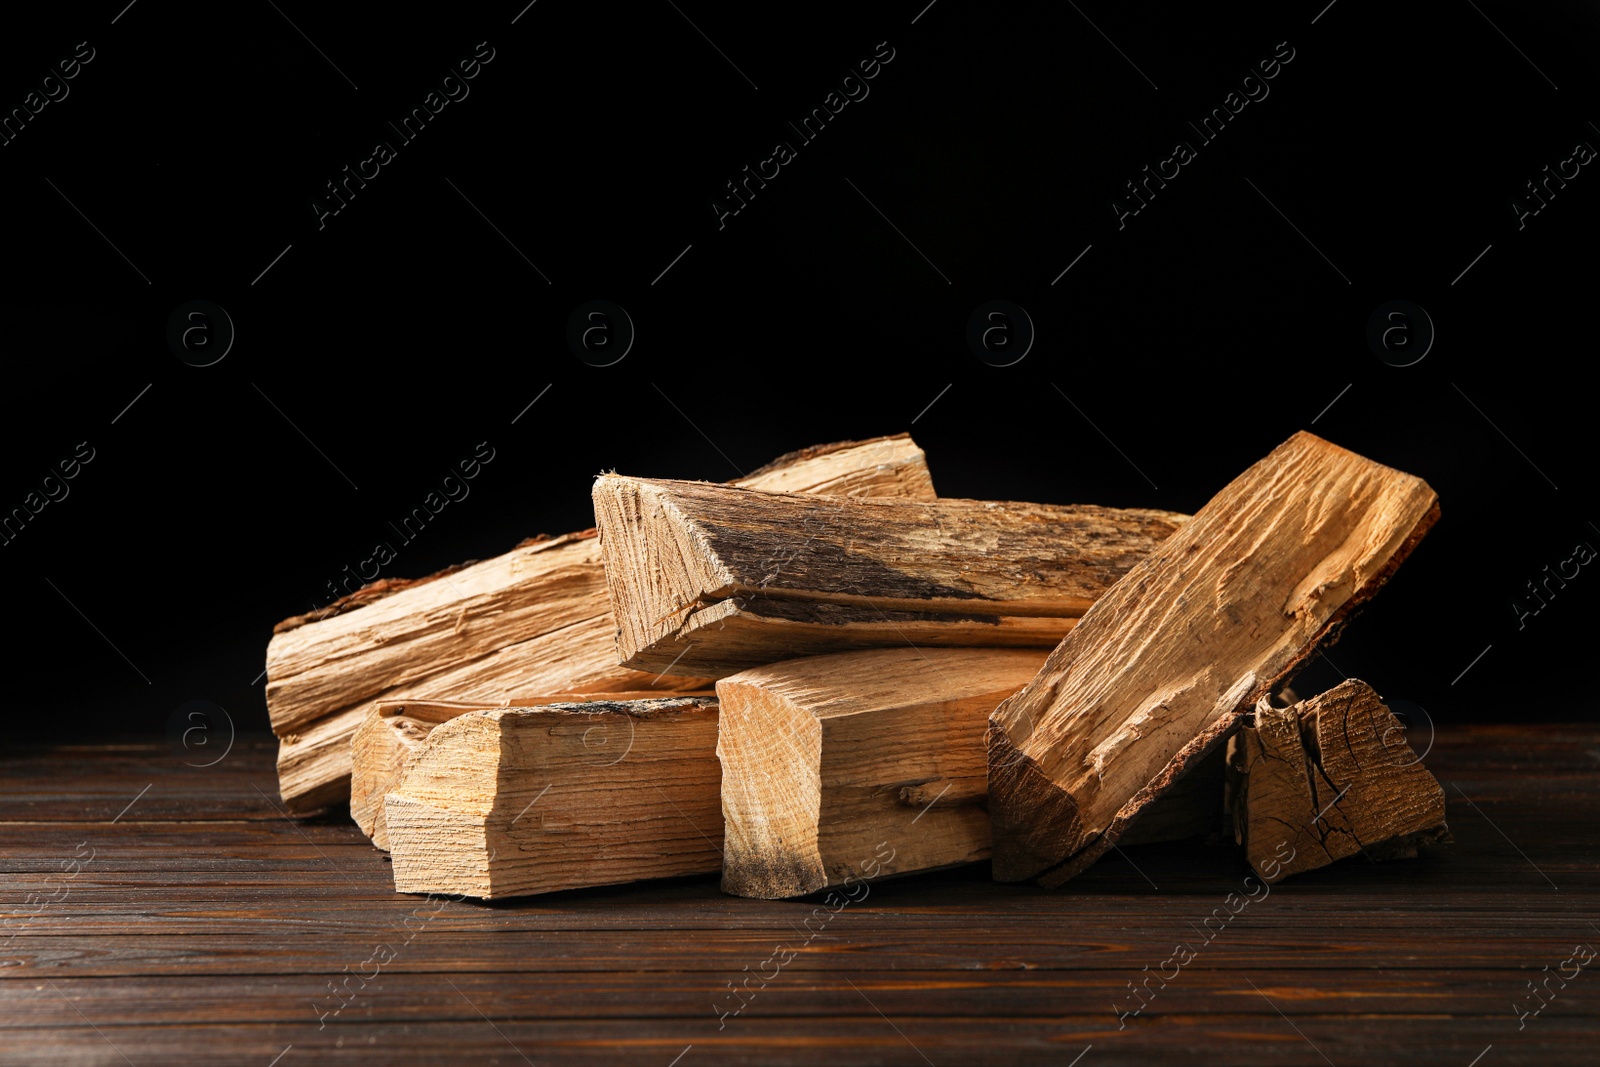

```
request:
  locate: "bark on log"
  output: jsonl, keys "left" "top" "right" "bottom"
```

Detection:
{"left": 594, "top": 477, "right": 1188, "bottom": 677}
{"left": 266, "top": 434, "right": 936, "bottom": 813}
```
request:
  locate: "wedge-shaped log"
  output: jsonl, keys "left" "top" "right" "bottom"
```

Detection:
{"left": 988, "top": 431, "right": 1440, "bottom": 885}
{"left": 1230, "top": 679, "right": 1448, "bottom": 883}
{"left": 350, "top": 691, "right": 701, "bottom": 850}
{"left": 716, "top": 648, "right": 1049, "bottom": 898}
{"left": 385, "top": 696, "right": 721, "bottom": 899}
{"left": 266, "top": 434, "right": 935, "bottom": 813}
{"left": 594, "top": 478, "right": 1188, "bottom": 677}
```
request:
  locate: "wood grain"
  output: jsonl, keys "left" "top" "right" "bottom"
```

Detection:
{"left": 350, "top": 690, "right": 703, "bottom": 851}
{"left": 988, "top": 431, "right": 1439, "bottom": 885}
{"left": 265, "top": 434, "right": 936, "bottom": 814}
{"left": 716, "top": 648, "right": 1048, "bottom": 899}
{"left": 1230, "top": 679, "right": 1449, "bottom": 882}
{"left": 594, "top": 475, "right": 1187, "bottom": 676}
{"left": 2, "top": 729, "right": 1596, "bottom": 1066}
{"left": 384, "top": 697, "right": 722, "bottom": 899}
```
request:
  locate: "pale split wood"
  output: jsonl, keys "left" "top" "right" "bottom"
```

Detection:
{"left": 714, "top": 647, "right": 1223, "bottom": 900}
{"left": 987, "top": 431, "right": 1440, "bottom": 885}
{"left": 594, "top": 476, "right": 1188, "bottom": 677}
{"left": 716, "top": 648, "right": 1049, "bottom": 899}
{"left": 1230, "top": 679, "right": 1448, "bottom": 882}
{"left": 384, "top": 696, "right": 721, "bottom": 899}
{"left": 265, "top": 434, "right": 937, "bottom": 814}
{"left": 351, "top": 691, "right": 704, "bottom": 850}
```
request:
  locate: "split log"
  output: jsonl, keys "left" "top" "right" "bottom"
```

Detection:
{"left": 350, "top": 691, "right": 699, "bottom": 850}
{"left": 1229, "top": 679, "right": 1448, "bottom": 882}
{"left": 265, "top": 434, "right": 935, "bottom": 813}
{"left": 593, "top": 477, "right": 1188, "bottom": 677}
{"left": 384, "top": 696, "right": 721, "bottom": 899}
{"left": 987, "top": 431, "right": 1439, "bottom": 885}
{"left": 716, "top": 648, "right": 1049, "bottom": 898}
{"left": 716, "top": 648, "right": 1223, "bottom": 900}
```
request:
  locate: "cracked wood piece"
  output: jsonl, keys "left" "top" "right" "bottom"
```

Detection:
{"left": 716, "top": 648, "right": 1050, "bottom": 899}
{"left": 385, "top": 696, "right": 721, "bottom": 899}
{"left": 594, "top": 478, "right": 1188, "bottom": 678}
{"left": 350, "top": 690, "right": 704, "bottom": 850}
{"left": 987, "top": 431, "right": 1440, "bottom": 885}
{"left": 265, "top": 434, "right": 936, "bottom": 814}
{"left": 1231, "top": 679, "right": 1448, "bottom": 882}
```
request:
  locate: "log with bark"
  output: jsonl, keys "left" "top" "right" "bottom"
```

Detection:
{"left": 265, "top": 434, "right": 936, "bottom": 814}
{"left": 384, "top": 695, "right": 721, "bottom": 899}
{"left": 987, "top": 431, "right": 1440, "bottom": 886}
{"left": 593, "top": 477, "right": 1188, "bottom": 678}
{"left": 1229, "top": 679, "right": 1448, "bottom": 883}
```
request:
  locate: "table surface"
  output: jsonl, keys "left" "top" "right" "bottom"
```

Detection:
{"left": 2, "top": 726, "right": 1596, "bottom": 1066}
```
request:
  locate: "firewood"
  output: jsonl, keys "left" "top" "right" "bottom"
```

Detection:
{"left": 265, "top": 434, "right": 935, "bottom": 814}
{"left": 715, "top": 648, "right": 1048, "bottom": 898}
{"left": 593, "top": 477, "right": 1188, "bottom": 677}
{"left": 715, "top": 648, "right": 1222, "bottom": 899}
{"left": 1229, "top": 679, "right": 1448, "bottom": 882}
{"left": 384, "top": 696, "right": 721, "bottom": 899}
{"left": 350, "top": 691, "right": 696, "bottom": 850}
{"left": 987, "top": 431, "right": 1439, "bottom": 886}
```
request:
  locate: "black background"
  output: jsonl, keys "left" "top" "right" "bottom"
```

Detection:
{"left": 2, "top": 1, "right": 1595, "bottom": 742}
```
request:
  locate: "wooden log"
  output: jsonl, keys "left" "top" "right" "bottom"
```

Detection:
{"left": 384, "top": 696, "right": 721, "bottom": 899}
{"left": 1229, "top": 679, "right": 1448, "bottom": 883}
{"left": 350, "top": 691, "right": 701, "bottom": 850}
{"left": 593, "top": 477, "right": 1188, "bottom": 678}
{"left": 265, "top": 434, "right": 936, "bottom": 814}
{"left": 716, "top": 648, "right": 1048, "bottom": 899}
{"left": 987, "top": 431, "right": 1440, "bottom": 885}
{"left": 715, "top": 648, "right": 1223, "bottom": 899}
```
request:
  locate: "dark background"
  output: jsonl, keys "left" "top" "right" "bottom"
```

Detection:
{"left": 1, "top": 1, "right": 1594, "bottom": 743}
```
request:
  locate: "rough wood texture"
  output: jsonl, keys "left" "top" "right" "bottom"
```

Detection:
{"left": 1230, "top": 679, "right": 1449, "bottom": 882}
{"left": 385, "top": 696, "right": 722, "bottom": 899}
{"left": 594, "top": 477, "right": 1188, "bottom": 677}
{"left": 350, "top": 691, "right": 702, "bottom": 850}
{"left": 716, "top": 648, "right": 1049, "bottom": 899}
{"left": 265, "top": 434, "right": 936, "bottom": 814}
{"left": 988, "top": 431, "right": 1440, "bottom": 885}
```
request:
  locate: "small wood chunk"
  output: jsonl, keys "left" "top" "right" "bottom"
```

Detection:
{"left": 988, "top": 431, "right": 1440, "bottom": 885}
{"left": 385, "top": 696, "right": 721, "bottom": 899}
{"left": 716, "top": 648, "right": 1050, "bottom": 899}
{"left": 593, "top": 477, "right": 1188, "bottom": 677}
{"left": 1230, "top": 679, "right": 1448, "bottom": 882}
{"left": 266, "top": 434, "right": 936, "bottom": 814}
{"left": 350, "top": 691, "right": 698, "bottom": 850}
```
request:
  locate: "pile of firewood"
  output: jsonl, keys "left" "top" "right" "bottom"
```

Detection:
{"left": 264, "top": 431, "right": 1450, "bottom": 899}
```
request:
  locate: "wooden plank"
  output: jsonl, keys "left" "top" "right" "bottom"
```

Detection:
{"left": 4, "top": 730, "right": 1599, "bottom": 1067}
{"left": 593, "top": 475, "right": 1187, "bottom": 676}
{"left": 264, "top": 434, "right": 938, "bottom": 814}
{"left": 384, "top": 697, "right": 722, "bottom": 899}
{"left": 13, "top": 969, "right": 1597, "bottom": 1028}
{"left": 6, "top": 1017, "right": 1595, "bottom": 1067}
{"left": 987, "top": 431, "right": 1440, "bottom": 885}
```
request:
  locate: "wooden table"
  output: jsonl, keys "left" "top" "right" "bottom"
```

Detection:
{"left": 3, "top": 727, "right": 1595, "bottom": 1065}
